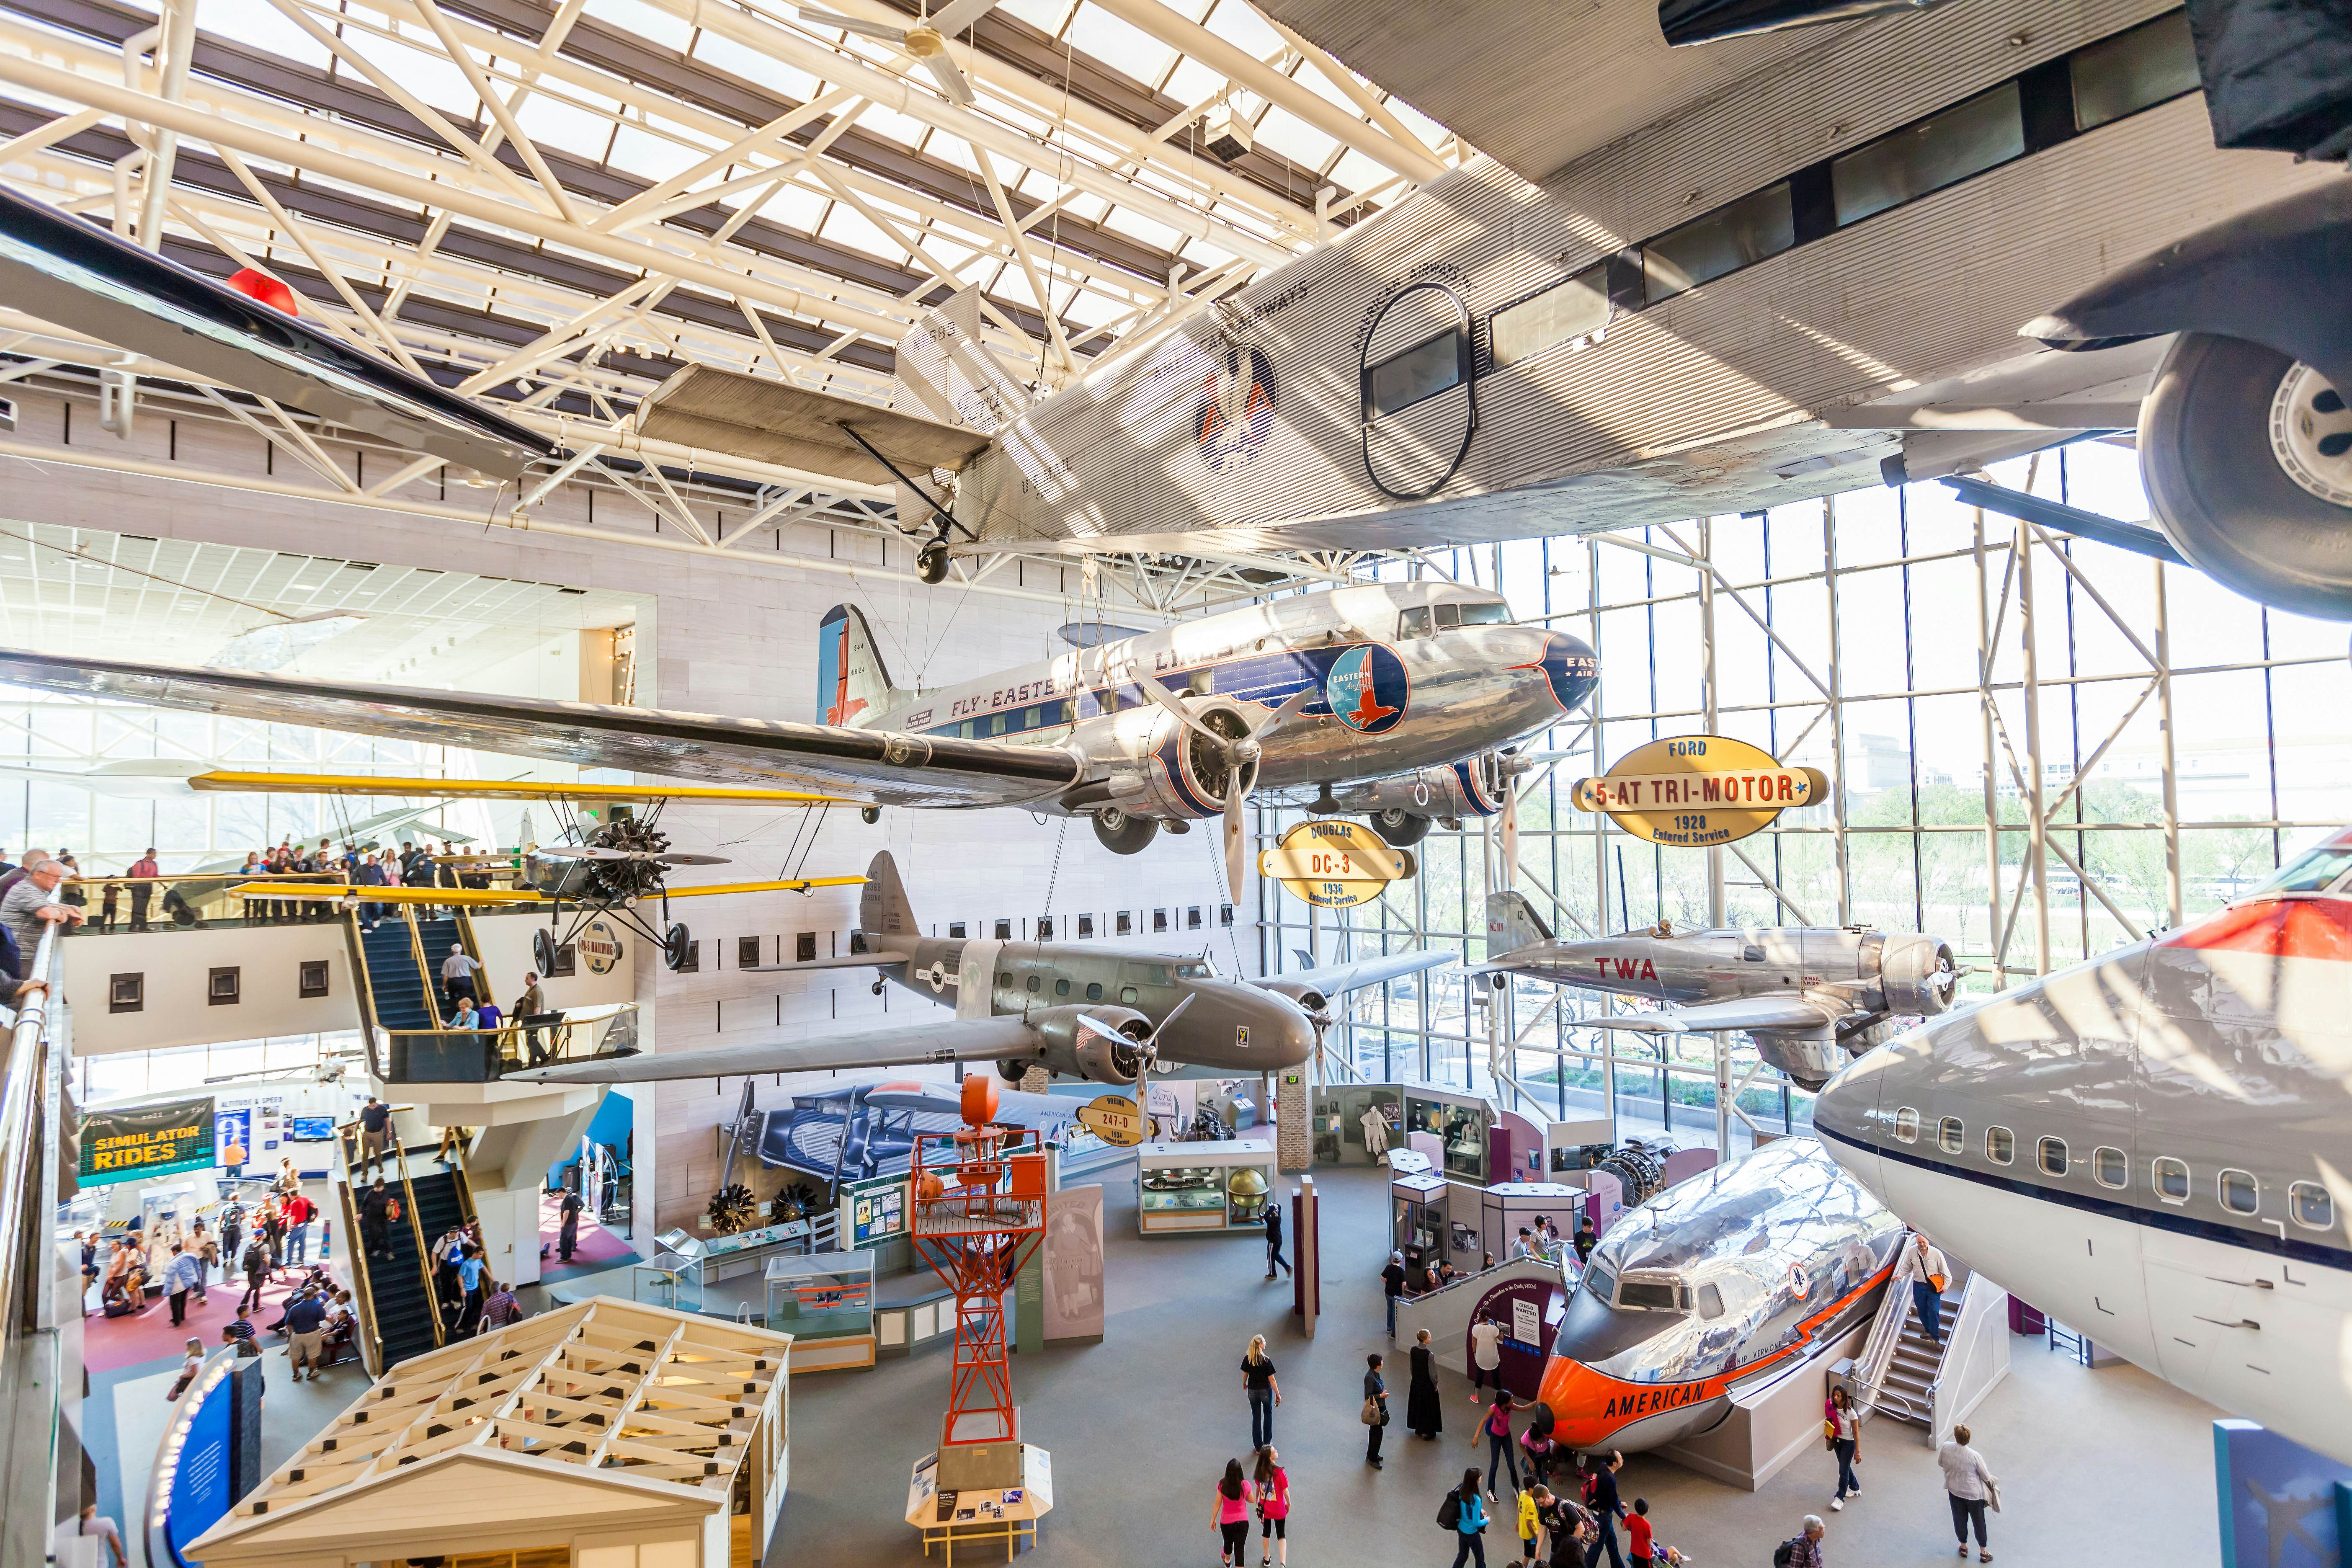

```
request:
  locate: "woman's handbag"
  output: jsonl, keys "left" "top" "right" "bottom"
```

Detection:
{"left": 1361, "top": 1396, "right": 1382, "bottom": 1426}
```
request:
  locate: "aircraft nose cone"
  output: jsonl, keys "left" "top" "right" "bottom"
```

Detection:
{"left": 1538, "top": 631, "right": 1599, "bottom": 715}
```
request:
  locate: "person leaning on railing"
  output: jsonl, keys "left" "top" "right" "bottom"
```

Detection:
{"left": 2, "top": 859, "right": 84, "bottom": 960}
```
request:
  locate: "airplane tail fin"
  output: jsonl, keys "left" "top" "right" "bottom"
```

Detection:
{"left": 1485, "top": 890, "right": 1553, "bottom": 955}
{"left": 816, "top": 604, "right": 910, "bottom": 727}
{"left": 859, "top": 850, "right": 918, "bottom": 943}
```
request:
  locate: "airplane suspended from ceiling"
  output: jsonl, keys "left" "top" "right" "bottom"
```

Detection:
{"left": 0, "top": 578, "right": 1599, "bottom": 902}
{"left": 189, "top": 772, "right": 865, "bottom": 969}
{"left": 513, "top": 850, "right": 1452, "bottom": 1099}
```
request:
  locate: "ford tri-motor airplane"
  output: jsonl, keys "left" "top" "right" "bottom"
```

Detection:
{"left": 1482, "top": 892, "right": 1959, "bottom": 1088}
{"left": 515, "top": 849, "right": 1451, "bottom": 1096}
{"left": 0, "top": 580, "right": 1595, "bottom": 901}
{"left": 1816, "top": 827, "right": 2352, "bottom": 1466}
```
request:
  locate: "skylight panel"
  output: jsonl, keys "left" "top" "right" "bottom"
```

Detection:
{"left": 582, "top": 0, "right": 696, "bottom": 51}
{"left": 605, "top": 124, "right": 709, "bottom": 183}
{"left": 746, "top": 182, "right": 832, "bottom": 232}
{"left": 857, "top": 103, "right": 931, "bottom": 150}
{"left": 1000, "top": 0, "right": 1079, "bottom": 35}
{"left": 1328, "top": 149, "right": 1384, "bottom": 195}
{"left": 196, "top": 0, "right": 331, "bottom": 68}
{"left": 1251, "top": 105, "right": 1336, "bottom": 169}
{"left": 691, "top": 31, "right": 823, "bottom": 101}
{"left": 514, "top": 94, "right": 615, "bottom": 162}
{"left": 1099, "top": 202, "right": 1181, "bottom": 251}
{"left": 1288, "top": 57, "right": 1362, "bottom": 116}
{"left": 340, "top": 28, "right": 479, "bottom": 120}
{"left": 1064, "top": 4, "right": 1174, "bottom": 90}
{"left": 818, "top": 202, "right": 903, "bottom": 261}
{"left": 1202, "top": 0, "right": 1283, "bottom": 64}
{"left": 1160, "top": 56, "right": 1224, "bottom": 111}
{"left": 925, "top": 133, "right": 982, "bottom": 173}
{"left": 1381, "top": 96, "right": 1447, "bottom": 152}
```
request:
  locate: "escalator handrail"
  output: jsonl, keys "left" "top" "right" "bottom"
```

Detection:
{"left": 0, "top": 926, "right": 60, "bottom": 1366}
{"left": 387, "top": 1135, "right": 447, "bottom": 1351}
{"left": 399, "top": 905, "right": 440, "bottom": 1025}
{"left": 339, "top": 911, "right": 390, "bottom": 1082}
{"left": 329, "top": 1119, "right": 387, "bottom": 1377}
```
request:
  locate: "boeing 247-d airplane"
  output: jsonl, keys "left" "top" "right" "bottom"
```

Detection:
{"left": 0, "top": 579, "right": 1595, "bottom": 900}
{"left": 1815, "top": 828, "right": 2352, "bottom": 1466}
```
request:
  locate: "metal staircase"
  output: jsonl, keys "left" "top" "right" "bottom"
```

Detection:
{"left": 1871, "top": 1271, "right": 1965, "bottom": 1428}
{"left": 1850, "top": 1248, "right": 2011, "bottom": 1444}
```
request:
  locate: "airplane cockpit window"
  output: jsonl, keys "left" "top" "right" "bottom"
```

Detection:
{"left": 1984, "top": 1127, "right": 2014, "bottom": 1165}
{"left": 1398, "top": 607, "right": 1433, "bottom": 638}
{"left": 1583, "top": 1263, "right": 1617, "bottom": 1305}
{"left": 1696, "top": 1282, "right": 1724, "bottom": 1320}
{"left": 2290, "top": 1181, "right": 2334, "bottom": 1229}
{"left": 2247, "top": 843, "right": 2352, "bottom": 897}
{"left": 1175, "top": 962, "right": 1212, "bottom": 979}
{"left": 1742, "top": 946, "right": 1766, "bottom": 962}
{"left": 1455, "top": 602, "right": 1513, "bottom": 626}
{"left": 2218, "top": 1168, "right": 2259, "bottom": 1215}
{"left": 1616, "top": 1278, "right": 1687, "bottom": 1312}
{"left": 2152, "top": 1156, "right": 2190, "bottom": 1203}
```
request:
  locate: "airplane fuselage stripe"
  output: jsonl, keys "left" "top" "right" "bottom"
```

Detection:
{"left": 1815, "top": 1124, "right": 2352, "bottom": 1272}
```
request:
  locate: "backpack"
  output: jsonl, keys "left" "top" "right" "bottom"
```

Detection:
{"left": 387, "top": 1197, "right": 402, "bottom": 1224}
{"left": 1436, "top": 1491, "right": 1463, "bottom": 1532}
{"left": 1772, "top": 1539, "right": 1800, "bottom": 1568}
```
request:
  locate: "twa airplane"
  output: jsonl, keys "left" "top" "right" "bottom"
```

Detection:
{"left": 1816, "top": 828, "right": 2352, "bottom": 1465}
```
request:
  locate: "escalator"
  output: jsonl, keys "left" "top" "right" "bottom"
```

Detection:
{"left": 346, "top": 908, "right": 495, "bottom": 1082}
{"left": 335, "top": 1129, "right": 479, "bottom": 1373}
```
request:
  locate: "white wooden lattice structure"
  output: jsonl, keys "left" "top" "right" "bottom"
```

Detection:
{"left": 188, "top": 1297, "right": 791, "bottom": 1568}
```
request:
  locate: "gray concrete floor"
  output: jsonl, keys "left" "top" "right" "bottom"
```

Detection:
{"left": 774, "top": 1162, "right": 2226, "bottom": 1567}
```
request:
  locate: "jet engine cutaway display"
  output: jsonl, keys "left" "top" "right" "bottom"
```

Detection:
{"left": 1536, "top": 1137, "right": 1902, "bottom": 1453}
{"left": 1480, "top": 892, "right": 1957, "bottom": 1089}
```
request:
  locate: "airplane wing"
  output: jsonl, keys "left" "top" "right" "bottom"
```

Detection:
{"left": 1261, "top": 950, "right": 1455, "bottom": 1000}
{"left": 226, "top": 875, "right": 866, "bottom": 905}
{"left": 0, "top": 652, "right": 1081, "bottom": 810}
{"left": 186, "top": 772, "right": 851, "bottom": 805}
{"left": 510, "top": 1014, "right": 1049, "bottom": 1085}
{"left": 1581, "top": 995, "right": 1851, "bottom": 1034}
{"left": 742, "top": 950, "right": 916, "bottom": 972}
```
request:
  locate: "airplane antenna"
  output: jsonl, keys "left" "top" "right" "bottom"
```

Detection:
{"left": 1615, "top": 847, "right": 1631, "bottom": 934}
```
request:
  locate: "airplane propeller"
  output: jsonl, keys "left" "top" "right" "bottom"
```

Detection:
{"left": 1133, "top": 675, "right": 1319, "bottom": 903}
{"left": 1075, "top": 992, "right": 1193, "bottom": 1124}
{"left": 794, "top": 0, "right": 1003, "bottom": 105}
{"left": 535, "top": 846, "right": 730, "bottom": 866}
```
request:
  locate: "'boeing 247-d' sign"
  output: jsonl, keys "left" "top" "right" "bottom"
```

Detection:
{"left": 1572, "top": 736, "right": 1827, "bottom": 848}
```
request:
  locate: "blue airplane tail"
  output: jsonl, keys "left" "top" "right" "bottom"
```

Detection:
{"left": 815, "top": 603, "right": 907, "bottom": 727}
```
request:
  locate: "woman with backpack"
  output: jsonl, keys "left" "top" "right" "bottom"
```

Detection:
{"left": 236, "top": 1233, "right": 272, "bottom": 1315}
{"left": 1252, "top": 1447, "right": 1289, "bottom": 1566}
{"left": 1211, "top": 1457, "right": 1254, "bottom": 1568}
{"left": 1442, "top": 1467, "right": 1491, "bottom": 1568}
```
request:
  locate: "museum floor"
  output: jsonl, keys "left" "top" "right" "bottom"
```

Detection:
{"left": 780, "top": 1162, "right": 2226, "bottom": 1566}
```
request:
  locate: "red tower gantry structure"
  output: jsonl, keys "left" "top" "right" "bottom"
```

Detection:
{"left": 911, "top": 1075, "right": 1048, "bottom": 1482}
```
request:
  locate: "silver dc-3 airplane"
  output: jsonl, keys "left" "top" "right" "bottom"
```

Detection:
{"left": 513, "top": 850, "right": 1451, "bottom": 1095}
{"left": 0, "top": 580, "right": 1596, "bottom": 900}
{"left": 1816, "top": 826, "right": 2352, "bottom": 1465}
{"left": 1482, "top": 892, "right": 1960, "bottom": 1089}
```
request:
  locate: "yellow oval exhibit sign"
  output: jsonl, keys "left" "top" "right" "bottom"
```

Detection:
{"left": 1571, "top": 735, "right": 1828, "bottom": 847}
{"left": 1075, "top": 1093, "right": 1146, "bottom": 1147}
{"left": 1256, "top": 818, "right": 1416, "bottom": 908}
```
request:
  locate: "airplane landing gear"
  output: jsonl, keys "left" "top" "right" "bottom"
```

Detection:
{"left": 872, "top": 978, "right": 886, "bottom": 996}
{"left": 663, "top": 921, "right": 693, "bottom": 971}
{"left": 859, "top": 805, "right": 882, "bottom": 824}
{"left": 1369, "top": 808, "right": 1431, "bottom": 846}
{"left": 532, "top": 926, "right": 558, "bottom": 974}
{"left": 917, "top": 537, "right": 951, "bottom": 585}
{"left": 1091, "top": 807, "right": 1159, "bottom": 854}
{"left": 2143, "top": 333, "right": 2352, "bottom": 620}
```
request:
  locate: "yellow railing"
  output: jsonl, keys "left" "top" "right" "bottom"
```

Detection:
{"left": 331, "top": 1118, "right": 389, "bottom": 1378}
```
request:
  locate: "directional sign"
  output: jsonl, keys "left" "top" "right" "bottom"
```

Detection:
{"left": 1256, "top": 818, "right": 1417, "bottom": 909}
{"left": 1074, "top": 1093, "right": 1147, "bottom": 1148}
{"left": 1572, "top": 735, "right": 1828, "bottom": 848}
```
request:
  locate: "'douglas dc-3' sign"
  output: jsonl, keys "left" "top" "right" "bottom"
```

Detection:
{"left": 1572, "top": 736, "right": 1828, "bottom": 848}
{"left": 1257, "top": 818, "right": 1416, "bottom": 908}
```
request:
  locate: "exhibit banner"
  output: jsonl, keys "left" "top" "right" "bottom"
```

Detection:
{"left": 1074, "top": 1093, "right": 1145, "bottom": 1147}
{"left": 843, "top": 1171, "right": 909, "bottom": 1248}
{"left": 2211, "top": 1418, "right": 2349, "bottom": 1568}
{"left": 1257, "top": 818, "right": 1415, "bottom": 908}
{"left": 1572, "top": 735, "right": 1828, "bottom": 848}
{"left": 80, "top": 1095, "right": 217, "bottom": 1186}
{"left": 1042, "top": 1184, "right": 1105, "bottom": 1344}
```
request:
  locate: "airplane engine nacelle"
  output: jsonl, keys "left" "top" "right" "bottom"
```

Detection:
{"left": 1029, "top": 1004, "right": 1154, "bottom": 1084}
{"left": 1877, "top": 934, "right": 1960, "bottom": 1016}
{"left": 1326, "top": 752, "right": 1509, "bottom": 820}
{"left": 1254, "top": 980, "right": 1328, "bottom": 1019}
{"left": 1096, "top": 700, "right": 1260, "bottom": 821}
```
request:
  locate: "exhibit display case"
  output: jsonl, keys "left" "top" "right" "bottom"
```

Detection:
{"left": 1405, "top": 1091, "right": 1492, "bottom": 1182}
{"left": 1135, "top": 1140, "right": 1279, "bottom": 1235}
{"left": 766, "top": 1248, "right": 878, "bottom": 1372}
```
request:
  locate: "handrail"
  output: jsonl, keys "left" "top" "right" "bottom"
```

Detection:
{"left": 0, "top": 924, "right": 59, "bottom": 1370}
{"left": 338, "top": 910, "right": 391, "bottom": 1082}
{"left": 331, "top": 1120, "right": 388, "bottom": 1377}
{"left": 388, "top": 1135, "right": 446, "bottom": 1350}
{"left": 400, "top": 903, "right": 438, "bottom": 1022}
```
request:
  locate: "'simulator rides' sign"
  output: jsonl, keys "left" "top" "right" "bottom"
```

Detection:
{"left": 1571, "top": 736, "right": 1827, "bottom": 848}
{"left": 1257, "top": 818, "right": 1416, "bottom": 908}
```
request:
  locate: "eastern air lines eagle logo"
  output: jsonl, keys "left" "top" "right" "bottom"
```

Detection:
{"left": 1323, "top": 645, "right": 1408, "bottom": 734}
{"left": 1197, "top": 345, "right": 1276, "bottom": 474}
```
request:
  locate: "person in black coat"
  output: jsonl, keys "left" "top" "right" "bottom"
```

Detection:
{"left": 1407, "top": 1327, "right": 1445, "bottom": 1439}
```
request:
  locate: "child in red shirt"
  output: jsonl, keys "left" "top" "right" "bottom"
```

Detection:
{"left": 1627, "top": 1499, "right": 1654, "bottom": 1564}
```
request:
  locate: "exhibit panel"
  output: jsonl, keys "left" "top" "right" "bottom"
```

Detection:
{"left": 1135, "top": 1141, "right": 1280, "bottom": 1235}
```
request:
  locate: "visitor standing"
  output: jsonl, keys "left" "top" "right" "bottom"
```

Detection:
{"left": 1583, "top": 1452, "right": 1627, "bottom": 1568}
{"left": 558, "top": 1185, "right": 584, "bottom": 1261}
{"left": 1573, "top": 1216, "right": 1598, "bottom": 1264}
{"left": 456, "top": 1243, "right": 488, "bottom": 1333}
{"left": 281, "top": 1189, "right": 315, "bottom": 1266}
{"left": 477, "top": 1278, "right": 523, "bottom": 1333}
{"left": 359, "top": 1177, "right": 393, "bottom": 1261}
{"left": 1382, "top": 1249, "right": 1408, "bottom": 1337}
{"left": 1470, "top": 1312, "right": 1504, "bottom": 1400}
{"left": 1520, "top": 1400, "right": 1556, "bottom": 1487}
{"left": 1240, "top": 1334, "right": 1281, "bottom": 1449}
{"left": 236, "top": 1232, "right": 271, "bottom": 1315}
{"left": 1363, "top": 1352, "right": 1389, "bottom": 1468}
{"left": 1407, "top": 1327, "right": 1444, "bottom": 1439}
{"left": 1938, "top": 1423, "right": 1996, "bottom": 1562}
{"left": 439, "top": 943, "right": 481, "bottom": 1010}
{"left": 283, "top": 1287, "right": 328, "bottom": 1382}
{"left": 1826, "top": 1384, "right": 1862, "bottom": 1509}
{"left": 1895, "top": 1231, "right": 1951, "bottom": 1347}
{"left": 1474, "top": 1392, "right": 1520, "bottom": 1497}
{"left": 1263, "top": 1200, "right": 1291, "bottom": 1280}
{"left": 162, "top": 1242, "right": 204, "bottom": 1327}
{"left": 1444, "top": 1467, "right": 1491, "bottom": 1568}
{"left": 516, "top": 971, "right": 552, "bottom": 1064}
{"left": 1212, "top": 1457, "right": 1253, "bottom": 1568}
{"left": 357, "top": 1096, "right": 392, "bottom": 1177}
{"left": 126, "top": 848, "right": 159, "bottom": 931}
{"left": 71, "top": 1505, "right": 127, "bottom": 1568}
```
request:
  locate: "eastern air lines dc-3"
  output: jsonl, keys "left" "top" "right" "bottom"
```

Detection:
{"left": 512, "top": 849, "right": 1452, "bottom": 1097}
{"left": 0, "top": 580, "right": 1596, "bottom": 899}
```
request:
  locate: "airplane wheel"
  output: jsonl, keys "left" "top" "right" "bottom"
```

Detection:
{"left": 997, "top": 1058, "right": 1027, "bottom": 1083}
{"left": 859, "top": 805, "right": 882, "bottom": 825}
{"left": 532, "top": 926, "right": 557, "bottom": 974}
{"left": 663, "top": 922, "right": 693, "bottom": 971}
{"left": 871, "top": 979, "right": 885, "bottom": 995}
{"left": 1369, "top": 808, "right": 1431, "bottom": 846}
{"left": 2142, "top": 331, "right": 2352, "bottom": 619}
{"left": 1091, "top": 807, "right": 1160, "bottom": 854}
{"left": 918, "top": 540, "right": 951, "bottom": 585}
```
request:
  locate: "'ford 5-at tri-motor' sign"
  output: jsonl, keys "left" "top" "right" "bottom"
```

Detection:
{"left": 1572, "top": 736, "right": 1827, "bottom": 848}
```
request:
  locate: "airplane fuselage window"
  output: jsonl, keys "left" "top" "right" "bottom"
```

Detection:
{"left": 2071, "top": 9, "right": 2202, "bottom": 132}
{"left": 1026, "top": 974, "right": 1042, "bottom": 993}
{"left": 1893, "top": 1107, "right": 1920, "bottom": 1142}
{"left": 1086, "top": 982, "right": 1104, "bottom": 1001}
{"left": 2153, "top": 1156, "right": 2191, "bottom": 1203}
{"left": 1366, "top": 329, "right": 1467, "bottom": 418}
{"left": 2289, "top": 1181, "right": 2335, "bottom": 1229}
{"left": 1120, "top": 986, "right": 1140, "bottom": 1003}
{"left": 2092, "top": 1147, "right": 2128, "bottom": 1189}
{"left": 2218, "top": 1169, "right": 2259, "bottom": 1215}
{"left": 1491, "top": 263, "right": 1611, "bottom": 370}
{"left": 1696, "top": 1282, "right": 1724, "bottom": 1320}
{"left": 1742, "top": 946, "right": 1766, "bottom": 962}
{"left": 1936, "top": 1117, "right": 1964, "bottom": 1155}
{"left": 2038, "top": 1137, "right": 2069, "bottom": 1177}
{"left": 2249, "top": 845, "right": 2352, "bottom": 896}
{"left": 1054, "top": 979, "right": 1070, "bottom": 997}
{"left": 1984, "top": 1127, "right": 2014, "bottom": 1165}
{"left": 999, "top": 971, "right": 1013, "bottom": 987}
{"left": 1643, "top": 182, "right": 1795, "bottom": 304}
{"left": 1832, "top": 81, "right": 2025, "bottom": 228}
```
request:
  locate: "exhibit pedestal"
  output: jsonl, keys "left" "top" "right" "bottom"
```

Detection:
{"left": 940, "top": 1407, "right": 1026, "bottom": 1491}
{"left": 908, "top": 1444, "right": 1054, "bottom": 1564}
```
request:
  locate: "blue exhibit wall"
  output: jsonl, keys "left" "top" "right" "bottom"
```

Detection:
{"left": 547, "top": 1084, "right": 635, "bottom": 1189}
{"left": 2212, "top": 1418, "right": 2351, "bottom": 1568}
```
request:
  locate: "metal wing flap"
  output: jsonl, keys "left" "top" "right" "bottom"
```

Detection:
{"left": 1261, "top": 950, "right": 1455, "bottom": 998}
{"left": 1582, "top": 995, "right": 1849, "bottom": 1033}
{"left": 511, "top": 1015, "right": 1044, "bottom": 1084}
{"left": 0, "top": 651, "right": 1079, "bottom": 809}
{"left": 740, "top": 950, "right": 914, "bottom": 971}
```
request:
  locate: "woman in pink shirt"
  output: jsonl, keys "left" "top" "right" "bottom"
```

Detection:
{"left": 1253, "top": 1446, "right": 1290, "bottom": 1566}
{"left": 1211, "top": 1457, "right": 1254, "bottom": 1567}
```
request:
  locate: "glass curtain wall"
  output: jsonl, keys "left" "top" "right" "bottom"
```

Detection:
{"left": 1255, "top": 441, "right": 2352, "bottom": 1157}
